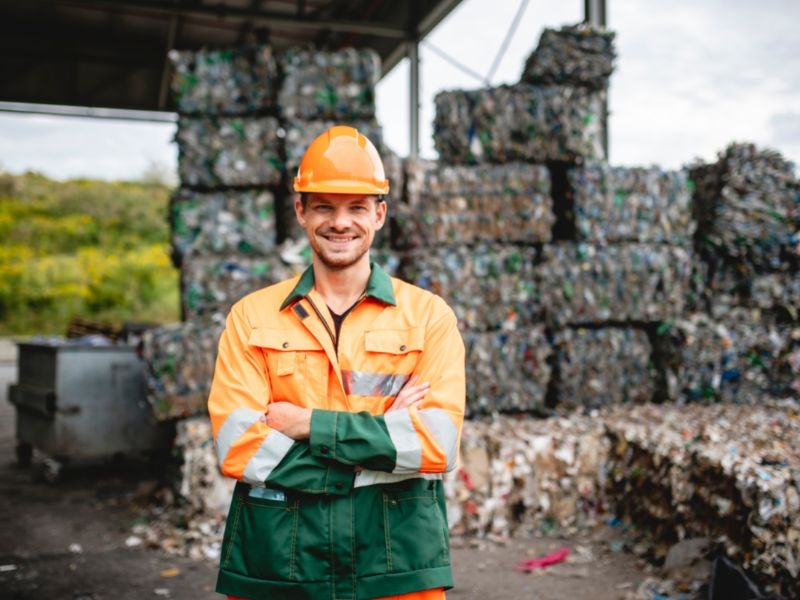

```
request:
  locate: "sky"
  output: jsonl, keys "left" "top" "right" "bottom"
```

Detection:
{"left": 0, "top": 0, "right": 798, "bottom": 181}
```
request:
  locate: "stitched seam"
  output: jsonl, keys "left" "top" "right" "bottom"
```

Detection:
{"left": 349, "top": 493, "right": 356, "bottom": 597}
{"left": 383, "top": 494, "right": 392, "bottom": 573}
{"left": 329, "top": 497, "right": 336, "bottom": 600}
{"left": 332, "top": 411, "right": 338, "bottom": 461}
{"left": 433, "top": 486, "right": 448, "bottom": 564}
{"left": 289, "top": 500, "right": 299, "bottom": 580}
{"left": 222, "top": 494, "right": 243, "bottom": 568}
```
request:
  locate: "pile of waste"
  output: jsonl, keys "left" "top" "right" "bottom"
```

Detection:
{"left": 605, "top": 402, "right": 800, "bottom": 599}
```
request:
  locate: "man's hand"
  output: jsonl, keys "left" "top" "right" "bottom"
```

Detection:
{"left": 265, "top": 402, "right": 312, "bottom": 440}
{"left": 387, "top": 375, "right": 430, "bottom": 412}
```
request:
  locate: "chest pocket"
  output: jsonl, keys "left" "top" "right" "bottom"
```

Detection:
{"left": 249, "top": 328, "right": 327, "bottom": 404}
{"left": 365, "top": 327, "right": 424, "bottom": 355}
{"left": 363, "top": 327, "right": 424, "bottom": 376}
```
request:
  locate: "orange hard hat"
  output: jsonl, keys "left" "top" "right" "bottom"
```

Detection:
{"left": 293, "top": 125, "right": 390, "bottom": 196}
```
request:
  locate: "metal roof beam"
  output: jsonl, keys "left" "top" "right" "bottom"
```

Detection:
{"left": 59, "top": 0, "right": 407, "bottom": 38}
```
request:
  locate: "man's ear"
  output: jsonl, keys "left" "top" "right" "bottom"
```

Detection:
{"left": 375, "top": 200, "right": 387, "bottom": 230}
{"left": 294, "top": 194, "right": 306, "bottom": 226}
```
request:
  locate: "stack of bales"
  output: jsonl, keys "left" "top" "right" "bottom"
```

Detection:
{"left": 398, "top": 23, "right": 617, "bottom": 415}
{"left": 142, "top": 45, "right": 290, "bottom": 420}
{"left": 650, "top": 143, "right": 799, "bottom": 404}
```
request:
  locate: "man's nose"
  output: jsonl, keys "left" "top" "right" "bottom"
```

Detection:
{"left": 329, "top": 206, "right": 351, "bottom": 228}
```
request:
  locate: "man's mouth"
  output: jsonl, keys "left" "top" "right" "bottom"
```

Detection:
{"left": 323, "top": 233, "right": 358, "bottom": 243}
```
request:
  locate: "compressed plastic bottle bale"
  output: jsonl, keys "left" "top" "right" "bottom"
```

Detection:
{"left": 689, "top": 142, "right": 799, "bottom": 272}
{"left": 168, "top": 44, "right": 279, "bottom": 115}
{"left": 176, "top": 115, "right": 283, "bottom": 188}
{"left": 181, "top": 254, "right": 301, "bottom": 321}
{"left": 569, "top": 161, "right": 695, "bottom": 245}
{"left": 653, "top": 310, "right": 796, "bottom": 403}
{"left": 392, "top": 162, "right": 553, "bottom": 249}
{"left": 397, "top": 244, "right": 543, "bottom": 333}
{"left": 278, "top": 46, "right": 380, "bottom": 121}
{"left": 553, "top": 326, "right": 653, "bottom": 409}
{"left": 707, "top": 261, "right": 800, "bottom": 320}
{"left": 433, "top": 84, "right": 605, "bottom": 165}
{"left": 402, "top": 157, "right": 439, "bottom": 206}
{"left": 283, "top": 118, "right": 385, "bottom": 181}
{"left": 140, "top": 317, "right": 225, "bottom": 420}
{"left": 462, "top": 326, "right": 552, "bottom": 414}
{"left": 520, "top": 23, "right": 616, "bottom": 91}
{"left": 170, "top": 188, "right": 278, "bottom": 265}
{"left": 538, "top": 243, "right": 694, "bottom": 326}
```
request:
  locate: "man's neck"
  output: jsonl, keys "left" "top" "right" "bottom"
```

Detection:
{"left": 312, "top": 258, "right": 371, "bottom": 314}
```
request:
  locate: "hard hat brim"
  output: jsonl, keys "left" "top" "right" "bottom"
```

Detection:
{"left": 293, "top": 177, "right": 389, "bottom": 196}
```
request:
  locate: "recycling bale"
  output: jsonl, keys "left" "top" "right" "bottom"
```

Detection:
{"left": 168, "top": 44, "right": 279, "bottom": 115}
{"left": 433, "top": 84, "right": 605, "bottom": 165}
{"left": 462, "top": 326, "right": 552, "bottom": 414}
{"left": 181, "top": 254, "right": 301, "bottom": 321}
{"left": 140, "top": 318, "right": 225, "bottom": 421}
{"left": 170, "top": 188, "right": 279, "bottom": 266}
{"left": 392, "top": 162, "right": 553, "bottom": 249}
{"left": 653, "top": 311, "right": 798, "bottom": 404}
{"left": 397, "top": 244, "right": 543, "bottom": 333}
{"left": 446, "top": 412, "right": 610, "bottom": 538}
{"left": 553, "top": 326, "right": 654, "bottom": 409}
{"left": 689, "top": 142, "right": 799, "bottom": 273}
{"left": 520, "top": 23, "right": 616, "bottom": 91}
{"left": 176, "top": 115, "right": 283, "bottom": 188}
{"left": 537, "top": 243, "right": 694, "bottom": 326}
{"left": 278, "top": 46, "right": 381, "bottom": 121}
{"left": 569, "top": 162, "right": 694, "bottom": 245}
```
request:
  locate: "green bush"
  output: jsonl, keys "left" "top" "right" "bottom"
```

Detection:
{"left": 0, "top": 171, "right": 179, "bottom": 335}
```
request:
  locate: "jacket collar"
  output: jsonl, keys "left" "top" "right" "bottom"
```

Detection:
{"left": 280, "top": 261, "right": 396, "bottom": 311}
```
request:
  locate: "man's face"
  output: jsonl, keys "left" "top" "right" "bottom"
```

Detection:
{"left": 295, "top": 193, "right": 386, "bottom": 271}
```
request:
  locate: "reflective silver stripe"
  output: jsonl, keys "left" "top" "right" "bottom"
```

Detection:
{"left": 384, "top": 409, "right": 422, "bottom": 473}
{"left": 242, "top": 430, "right": 295, "bottom": 486}
{"left": 354, "top": 470, "right": 442, "bottom": 488}
{"left": 342, "top": 370, "right": 409, "bottom": 397}
{"left": 215, "top": 407, "right": 262, "bottom": 466}
{"left": 419, "top": 408, "right": 459, "bottom": 471}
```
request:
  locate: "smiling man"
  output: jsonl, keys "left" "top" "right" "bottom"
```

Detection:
{"left": 208, "top": 125, "right": 466, "bottom": 600}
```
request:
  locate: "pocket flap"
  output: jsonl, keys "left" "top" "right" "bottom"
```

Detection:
{"left": 248, "top": 327, "right": 320, "bottom": 351}
{"left": 365, "top": 328, "right": 424, "bottom": 354}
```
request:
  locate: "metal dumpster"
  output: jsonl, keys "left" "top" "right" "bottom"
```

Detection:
{"left": 8, "top": 341, "right": 170, "bottom": 469}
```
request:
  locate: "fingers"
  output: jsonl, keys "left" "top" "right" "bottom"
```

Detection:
{"left": 387, "top": 376, "right": 430, "bottom": 412}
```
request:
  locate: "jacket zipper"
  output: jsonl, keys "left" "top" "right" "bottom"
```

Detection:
{"left": 305, "top": 296, "right": 337, "bottom": 350}
{"left": 305, "top": 294, "right": 367, "bottom": 357}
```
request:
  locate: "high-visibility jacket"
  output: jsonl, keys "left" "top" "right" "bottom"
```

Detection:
{"left": 208, "top": 263, "right": 466, "bottom": 600}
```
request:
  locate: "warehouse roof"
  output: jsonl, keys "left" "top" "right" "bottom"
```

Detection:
{"left": 0, "top": 0, "right": 462, "bottom": 117}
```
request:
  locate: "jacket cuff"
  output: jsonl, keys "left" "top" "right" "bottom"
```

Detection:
{"left": 310, "top": 409, "right": 354, "bottom": 495}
